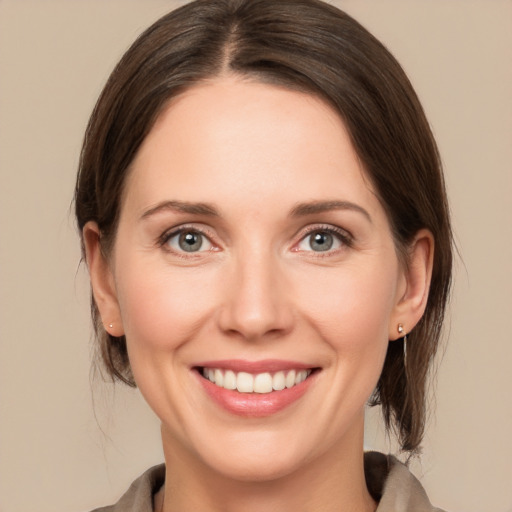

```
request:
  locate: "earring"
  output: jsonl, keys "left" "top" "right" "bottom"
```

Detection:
{"left": 397, "top": 323, "right": 407, "bottom": 367}
{"left": 108, "top": 323, "right": 113, "bottom": 329}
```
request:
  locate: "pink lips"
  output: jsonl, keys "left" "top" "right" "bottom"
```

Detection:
{"left": 194, "top": 359, "right": 317, "bottom": 417}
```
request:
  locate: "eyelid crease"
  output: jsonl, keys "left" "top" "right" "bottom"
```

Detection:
{"left": 298, "top": 223, "right": 353, "bottom": 238}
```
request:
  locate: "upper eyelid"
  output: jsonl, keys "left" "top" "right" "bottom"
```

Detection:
{"left": 296, "top": 223, "right": 352, "bottom": 240}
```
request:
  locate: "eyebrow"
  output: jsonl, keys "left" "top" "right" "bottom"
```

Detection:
{"left": 290, "top": 200, "right": 372, "bottom": 222}
{"left": 140, "top": 200, "right": 220, "bottom": 220}
{"left": 140, "top": 199, "right": 371, "bottom": 223}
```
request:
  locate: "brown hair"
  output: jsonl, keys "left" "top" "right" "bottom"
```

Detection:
{"left": 75, "top": 0, "right": 452, "bottom": 454}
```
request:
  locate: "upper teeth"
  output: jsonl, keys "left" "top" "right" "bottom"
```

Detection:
{"left": 202, "top": 368, "right": 311, "bottom": 394}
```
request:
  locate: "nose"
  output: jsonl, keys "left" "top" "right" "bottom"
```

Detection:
{"left": 217, "top": 251, "right": 294, "bottom": 341}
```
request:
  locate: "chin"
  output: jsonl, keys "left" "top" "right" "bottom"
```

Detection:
{"left": 185, "top": 425, "right": 326, "bottom": 484}
{"left": 204, "top": 449, "right": 305, "bottom": 483}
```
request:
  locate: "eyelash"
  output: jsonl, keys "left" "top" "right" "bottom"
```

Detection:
{"left": 157, "top": 223, "right": 353, "bottom": 257}
{"left": 294, "top": 224, "right": 353, "bottom": 254}
{"left": 157, "top": 225, "right": 218, "bottom": 257}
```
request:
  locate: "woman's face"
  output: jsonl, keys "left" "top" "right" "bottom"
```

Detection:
{"left": 98, "top": 77, "right": 411, "bottom": 481}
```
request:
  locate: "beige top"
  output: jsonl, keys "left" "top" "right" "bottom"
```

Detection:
{"left": 91, "top": 452, "right": 446, "bottom": 512}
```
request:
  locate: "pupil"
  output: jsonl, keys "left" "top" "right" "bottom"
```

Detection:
{"left": 310, "top": 232, "right": 333, "bottom": 251}
{"left": 179, "top": 232, "right": 202, "bottom": 252}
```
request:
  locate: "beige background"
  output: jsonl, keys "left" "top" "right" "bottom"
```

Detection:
{"left": 0, "top": 1, "right": 511, "bottom": 511}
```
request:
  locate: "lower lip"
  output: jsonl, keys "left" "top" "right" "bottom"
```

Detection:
{"left": 195, "top": 371, "right": 316, "bottom": 417}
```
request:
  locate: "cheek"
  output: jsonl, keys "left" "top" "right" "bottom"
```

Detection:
{"left": 296, "top": 261, "right": 398, "bottom": 348}
{"left": 295, "top": 260, "right": 398, "bottom": 406}
{"left": 115, "top": 260, "right": 217, "bottom": 353}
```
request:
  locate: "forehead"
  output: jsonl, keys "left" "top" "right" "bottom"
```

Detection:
{"left": 123, "top": 76, "right": 379, "bottom": 219}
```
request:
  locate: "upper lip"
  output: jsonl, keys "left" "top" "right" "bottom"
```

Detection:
{"left": 194, "top": 359, "right": 316, "bottom": 374}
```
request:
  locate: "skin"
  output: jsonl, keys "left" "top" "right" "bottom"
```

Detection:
{"left": 84, "top": 76, "right": 433, "bottom": 512}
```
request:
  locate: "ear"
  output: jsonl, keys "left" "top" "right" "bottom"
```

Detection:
{"left": 83, "top": 222, "right": 125, "bottom": 337}
{"left": 389, "top": 229, "right": 434, "bottom": 340}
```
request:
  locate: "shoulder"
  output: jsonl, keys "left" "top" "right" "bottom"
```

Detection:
{"left": 89, "top": 464, "right": 165, "bottom": 512}
{"left": 364, "top": 451, "right": 446, "bottom": 512}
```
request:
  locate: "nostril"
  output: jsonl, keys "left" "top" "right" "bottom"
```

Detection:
{"left": 217, "top": 301, "right": 294, "bottom": 341}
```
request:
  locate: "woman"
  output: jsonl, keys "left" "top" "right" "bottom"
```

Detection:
{"left": 75, "top": 0, "right": 452, "bottom": 510}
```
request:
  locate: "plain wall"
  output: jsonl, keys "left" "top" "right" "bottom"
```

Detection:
{"left": 0, "top": 1, "right": 511, "bottom": 511}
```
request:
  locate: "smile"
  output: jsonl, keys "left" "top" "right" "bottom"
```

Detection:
{"left": 201, "top": 368, "right": 312, "bottom": 394}
{"left": 195, "top": 361, "right": 319, "bottom": 417}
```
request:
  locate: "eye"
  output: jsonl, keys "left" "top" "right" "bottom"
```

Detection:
{"left": 165, "top": 229, "right": 213, "bottom": 253}
{"left": 296, "top": 228, "right": 349, "bottom": 253}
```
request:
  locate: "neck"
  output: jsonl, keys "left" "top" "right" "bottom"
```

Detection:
{"left": 158, "top": 420, "right": 377, "bottom": 512}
